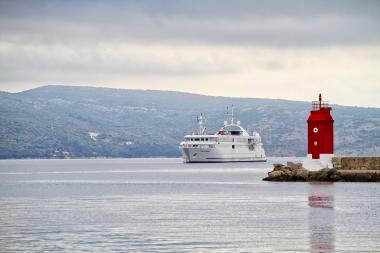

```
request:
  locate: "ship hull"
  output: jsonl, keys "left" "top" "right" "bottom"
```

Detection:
{"left": 181, "top": 147, "right": 266, "bottom": 163}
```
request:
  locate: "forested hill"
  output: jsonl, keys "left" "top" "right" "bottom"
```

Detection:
{"left": 1, "top": 85, "right": 379, "bottom": 158}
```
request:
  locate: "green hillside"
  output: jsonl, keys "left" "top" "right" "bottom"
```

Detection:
{"left": 1, "top": 85, "right": 379, "bottom": 158}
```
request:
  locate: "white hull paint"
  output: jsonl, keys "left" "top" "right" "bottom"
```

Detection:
{"left": 181, "top": 146, "right": 266, "bottom": 163}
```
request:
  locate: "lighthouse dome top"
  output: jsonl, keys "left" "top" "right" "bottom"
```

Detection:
{"left": 308, "top": 93, "right": 334, "bottom": 121}
{"left": 311, "top": 93, "right": 331, "bottom": 111}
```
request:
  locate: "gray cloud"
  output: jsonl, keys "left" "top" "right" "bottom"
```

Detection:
{"left": 1, "top": 0, "right": 379, "bottom": 47}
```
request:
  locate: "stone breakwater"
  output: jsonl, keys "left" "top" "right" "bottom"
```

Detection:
{"left": 263, "top": 158, "right": 380, "bottom": 182}
{"left": 332, "top": 157, "right": 380, "bottom": 170}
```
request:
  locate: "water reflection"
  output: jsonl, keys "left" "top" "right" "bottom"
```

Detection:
{"left": 308, "top": 182, "right": 335, "bottom": 253}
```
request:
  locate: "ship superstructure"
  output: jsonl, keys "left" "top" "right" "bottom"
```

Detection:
{"left": 179, "top": 107, "right": 266, "bottom": 163}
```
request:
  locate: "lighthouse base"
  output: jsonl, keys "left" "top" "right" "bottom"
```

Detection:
{"left": 303, "top": 154, "right": 334, "bottom": 171}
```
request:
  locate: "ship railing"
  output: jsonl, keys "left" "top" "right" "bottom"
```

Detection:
{"left": 181, "top": 143, "right": 214, "bottom": 148}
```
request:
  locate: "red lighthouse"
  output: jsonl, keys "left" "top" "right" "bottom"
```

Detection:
{"left": 307, "top": 94, "right": 334, "bottom": 160}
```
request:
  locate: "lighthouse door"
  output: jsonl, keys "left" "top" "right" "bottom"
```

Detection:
{"left": 312, "top": 139, "right": 320, "bottom": 159}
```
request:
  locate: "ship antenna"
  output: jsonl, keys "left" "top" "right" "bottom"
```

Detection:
{"left": 198, "top": 113, "right": 206, "bottom": 134}
{"left": 231, "top": 104, "right": 234, "bottom": 125}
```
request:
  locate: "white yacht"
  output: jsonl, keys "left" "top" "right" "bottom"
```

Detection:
{"left": 179, "top": 108, "right": 266, "bottom": 163}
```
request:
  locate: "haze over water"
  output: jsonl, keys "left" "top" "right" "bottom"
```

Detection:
{"left": 0, "top": 158, "right": 379, "bottom": 252}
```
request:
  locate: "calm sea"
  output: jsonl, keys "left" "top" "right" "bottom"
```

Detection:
{"left": 0, "top": 158, "right": 379, "bottom": 252}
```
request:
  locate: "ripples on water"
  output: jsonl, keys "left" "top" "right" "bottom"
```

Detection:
{"left": 0, "top": 158, "right": 379, "bottom": 252}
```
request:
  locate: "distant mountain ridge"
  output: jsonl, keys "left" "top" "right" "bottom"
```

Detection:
{"left": 1, "top": 85, "right": 379, "bottom": 159}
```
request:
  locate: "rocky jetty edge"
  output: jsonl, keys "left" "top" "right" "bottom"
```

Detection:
{"left": 263, "top": 157, "right": 380, "bottom": 182}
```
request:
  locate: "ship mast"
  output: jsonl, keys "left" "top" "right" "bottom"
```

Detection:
{"left": 231, "top": 104, "right": 234, "bottom": 125}
{"left": 197, "top": 113, "right": 206, "bottom": 135}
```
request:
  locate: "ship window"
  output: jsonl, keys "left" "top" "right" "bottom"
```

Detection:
{"left": 195, "top": 138, "right": 200, "bottom": 141}
{"left": 206, "top": 138, "right": 208, "bottom": 141}
{"left": 193, "top": 145, "right": 198, "bottom": 147}
{"left": 201, "top": 138, "right": 204, "bottom": 141}
{"left": 232, "top": 145, "right": 235, "bottom": 149}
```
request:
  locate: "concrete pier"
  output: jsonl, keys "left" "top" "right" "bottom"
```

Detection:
{"left": 263, "top": 157, "right": 380, "bottom": 182}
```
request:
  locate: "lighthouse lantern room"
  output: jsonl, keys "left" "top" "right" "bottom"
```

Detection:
{"left": 307, "top": 93, "right": 334, "bottom": 168}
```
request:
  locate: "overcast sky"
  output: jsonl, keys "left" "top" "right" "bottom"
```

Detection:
{"left": 0, "top": 0, "right": 379, "bottom": 107}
